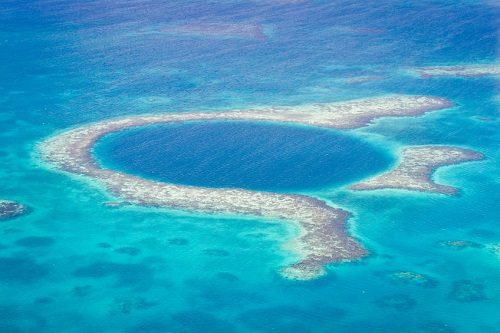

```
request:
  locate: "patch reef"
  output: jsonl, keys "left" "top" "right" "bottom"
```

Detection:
{"left": 0, "top": 200, "right": 29, "bottom": 220}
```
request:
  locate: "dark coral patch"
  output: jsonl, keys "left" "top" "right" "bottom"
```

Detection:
{"left": 0, "top": 256, "right": 49, "bottom": 284}
{"left": 0, "top": 200, "right": 30, "bottom": 221}
{"left": 109, "top": 296, "right": 158, "bottom": 315}
{"left": 216, "top": 272, "right": 239, "bottom": 282}
{"left": 15, "top": 236, "right": 55, "bottom": 248}
{"left": 168, "top": 238, "right": 189, "bottom": 246}
{"left": 73, "top": 285, "right": 93, "bottom": 297}
{"left": 0, "top": 305, "right": 47, "bottom": 332}
{"left": 3, "top": 228, "right": 22, "bottom": 234}
{"left": 97, "top": 242, "right": 113, "bottom": 248}
{"left": 115, "top": 247, "right": 141, "bottom": 256}
{"left": 374, "top": 270, "right": 439, "bottom": 288}
{"left": 373, "top": 294, "right": 416, "bottom": 311}
{"left": 448, "top": 280, "right": 486, "bottom": 302}
{"left": 34, "top": 297, "right": 53, "bottom": 304}
{"left": 73, "top": 261, "right": 154, "bottom": 287}
{"left": 203, "top": 249, "right": 230, "bottom": 257}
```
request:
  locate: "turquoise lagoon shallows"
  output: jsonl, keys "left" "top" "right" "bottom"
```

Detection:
{"left": 94, "top": 121, "right": 393, "bottom": 192}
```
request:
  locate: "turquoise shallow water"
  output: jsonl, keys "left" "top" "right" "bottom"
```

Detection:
{"left": 1, "top": 0, "right": 499, "bottom": 332}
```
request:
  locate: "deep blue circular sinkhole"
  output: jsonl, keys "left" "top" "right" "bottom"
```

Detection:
{"left": 94, "top": 121, "right": 392, "bottom": 192}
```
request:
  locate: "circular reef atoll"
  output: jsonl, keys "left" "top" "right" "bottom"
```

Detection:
{"left": 37, "top": 95, "right": 483, "bottom": 280}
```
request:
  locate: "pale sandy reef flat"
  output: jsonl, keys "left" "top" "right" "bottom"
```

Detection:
{"left": 413, "top": 64, "right": 500, "bottom": 77}
{"left": 350, "top": 146, "right": 484, "bottom": 195}
{"left": 38, "top": 95, "right": 481, "bottom": 280}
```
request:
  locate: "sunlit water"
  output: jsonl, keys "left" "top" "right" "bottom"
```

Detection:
{"left": 1, "top": 1, "right": 499, "bottom": 332}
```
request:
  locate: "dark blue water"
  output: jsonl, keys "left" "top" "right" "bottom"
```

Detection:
{"left": 95, "top": 122, "right": 393, "bottom": 191}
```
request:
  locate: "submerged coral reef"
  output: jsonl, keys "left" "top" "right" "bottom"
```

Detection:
{"left": 38, "top": 95, "right": 479, "bottom": 280}
{"left": 0, "top": 200, "right": 29, "bottom": 221}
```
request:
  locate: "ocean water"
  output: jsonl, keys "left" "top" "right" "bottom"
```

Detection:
{"left": 94, "top": 121, "right": 393, "bottom": 191}
{"left": 1, "top": 1, "right": 499, "bottom": 333}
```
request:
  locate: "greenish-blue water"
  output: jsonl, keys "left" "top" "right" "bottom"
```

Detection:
{"left": 94, "top": 122, "right": 393, "bottom": 191}
{"left": 1, "top": 0, "right": 499, "bottom": 332}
